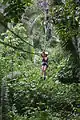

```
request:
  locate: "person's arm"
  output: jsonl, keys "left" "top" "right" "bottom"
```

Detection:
{"left": 41, "top": 53, "right": 44, "bottom": 57}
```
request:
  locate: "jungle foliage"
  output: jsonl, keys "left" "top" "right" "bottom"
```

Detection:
{"left": 0, "top": 0, "right": 80, "bottom": 120}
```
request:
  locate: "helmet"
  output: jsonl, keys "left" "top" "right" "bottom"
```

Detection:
{"left": 45, "top": 52, "right": 48, "bottom": 55}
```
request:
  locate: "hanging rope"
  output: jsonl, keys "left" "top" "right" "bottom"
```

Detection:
{"left": 42, "top": 0, "right": 52, "bottom": 50}
{"left": 43, "top": 0, "right": 49, "bottom": 50}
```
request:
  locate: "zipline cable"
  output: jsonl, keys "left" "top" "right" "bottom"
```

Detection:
{"left": 0, "top": 38, "right": 58, "bottom": 64}
{"left": 0, "top": 21, "right": 34, "bottom": 48}
{"left": 0, "top": 1, "right": 50, "bottom": 55}
{"left": 0, "top": 39, "right": 40, "bottom": 55}
{"left": 0, "top": 0, "right": 50, "bottom": 56}
{"left": 0, "top": 21, "right": 41, "bottom": 56}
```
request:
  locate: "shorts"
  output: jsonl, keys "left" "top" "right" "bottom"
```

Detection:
{"left": 42, "top": 62, "right": 48, "bottom": 67}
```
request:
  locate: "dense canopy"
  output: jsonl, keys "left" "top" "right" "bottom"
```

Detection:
{"left": 0, "top": 0, "right": 80, "bottom": 120}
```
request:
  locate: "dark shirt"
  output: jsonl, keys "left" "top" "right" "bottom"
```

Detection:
{"left": 42, "top": 57, "right": 48, "bottom": 67}
{"left": 42, "top": 58, "right": 48, "bottom": 63}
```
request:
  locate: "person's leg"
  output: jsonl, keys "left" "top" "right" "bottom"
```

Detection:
{"left": 43, "top": 66, "right": 47, "bottom": 80}
{"left": 41, "top": 65, "right": 47, "bottom": 79}
{"left": 41, "top": 66, "right": 44, "bottom": 78}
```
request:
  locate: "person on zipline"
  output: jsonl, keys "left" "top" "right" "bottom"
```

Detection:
{"left": 41, "top": 51, "right": 48, "bottom": 80}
